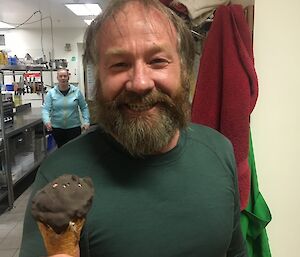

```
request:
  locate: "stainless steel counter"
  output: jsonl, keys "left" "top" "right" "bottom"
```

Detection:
{"left": 0, "top": 107, "right": 44, "bottom": 211}
{"left": 5, "top": 107, "right": 43, "bottom": 138}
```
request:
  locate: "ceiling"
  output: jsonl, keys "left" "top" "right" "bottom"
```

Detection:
{"left": 0, "top": 0, "right": 109, "bottom": 29}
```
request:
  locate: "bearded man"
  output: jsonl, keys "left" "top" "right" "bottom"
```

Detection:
{"left": 19, "top": 1, "right": 247, "bottom": 257}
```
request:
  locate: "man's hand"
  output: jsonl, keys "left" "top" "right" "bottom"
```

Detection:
{"left": 82, "top": 124, "right": 90, "bottom": 131}
{"left": 45, "top": 122, "right": 53, "bottom": 132}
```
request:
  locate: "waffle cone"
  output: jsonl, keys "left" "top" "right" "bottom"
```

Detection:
{"left": 37, "top": 219, "right": 85, "bottom": 257}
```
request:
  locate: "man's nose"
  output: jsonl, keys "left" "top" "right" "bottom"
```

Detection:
{"left": 126, "top": 64, "right": 154, "bottom": 95}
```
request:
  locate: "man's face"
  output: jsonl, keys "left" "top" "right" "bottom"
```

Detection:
{"left": 96, "top": 2, "right": 190, "bottom": 155}
{"left": 57, "top": 70, "right": 69, "bottom": 86}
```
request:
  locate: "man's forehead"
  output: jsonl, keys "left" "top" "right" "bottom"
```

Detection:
{"left": 99, "top": 2, "right": 175, "bottom": 38}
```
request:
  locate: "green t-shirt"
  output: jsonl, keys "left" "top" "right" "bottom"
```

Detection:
{"left": 20, "top": 124, "right": 247, "bottom": 257}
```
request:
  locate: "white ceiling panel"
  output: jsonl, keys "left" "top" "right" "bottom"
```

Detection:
{"left": 0, "top": 0, "right": 108, "bottom": 29}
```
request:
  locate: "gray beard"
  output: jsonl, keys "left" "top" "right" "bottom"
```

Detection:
{"left": 97, "top": 88, "right": 190, "bottom": 156}
{"left": 107, "top": 106, "right": 177, "bottom": 156}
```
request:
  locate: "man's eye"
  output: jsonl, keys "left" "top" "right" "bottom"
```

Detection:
{"left": 151, "top": 58, "right": 167, "bottom": 63}
{"left": 149, "top": 58, "right": 169, "bottom": 67}
{"left": 111, "top": 63, "right": 128, "bottom": 68}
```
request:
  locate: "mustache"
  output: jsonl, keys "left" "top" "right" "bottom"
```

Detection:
{"left": 103, "top": 89, "right": 176, "bottom": 110}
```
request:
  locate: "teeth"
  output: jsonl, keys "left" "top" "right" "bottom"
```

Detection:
{"left": 127, "top": 104, "right": 153, "bottom": 111}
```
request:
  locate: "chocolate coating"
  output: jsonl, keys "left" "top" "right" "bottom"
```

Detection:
{"left": 31, "top": 174, "right": 94, "bottom": 234}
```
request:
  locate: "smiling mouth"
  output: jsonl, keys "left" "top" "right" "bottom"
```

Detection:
{"left": 124, "top": 103, "right": 155, "bottom": 112}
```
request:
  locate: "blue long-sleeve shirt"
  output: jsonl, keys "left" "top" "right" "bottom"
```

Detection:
{"left": 42, "top": 84, "right": 90, "bottom": 129}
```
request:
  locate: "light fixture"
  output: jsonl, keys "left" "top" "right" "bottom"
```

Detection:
{"left": 0, "top": 21, "right": 14, "bottom": 29}
{"left": 65, "top": 4, "right": 102, "bottom": 16}
{"left": 84, "top": 19, "right": 94, "bottom": 25}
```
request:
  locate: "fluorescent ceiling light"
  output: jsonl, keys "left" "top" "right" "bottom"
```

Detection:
{"left": 65, "top": 4, "right": 102, "bottom": 16}
{"left": 84, "top": 19, "right": 94, "bottom": 25}
{"left": 0, "top": 21, "right": 14, "bottom": 29}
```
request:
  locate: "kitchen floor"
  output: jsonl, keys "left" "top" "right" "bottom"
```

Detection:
{"left": 0, "top": 187, "right": 31, "bottom": 257}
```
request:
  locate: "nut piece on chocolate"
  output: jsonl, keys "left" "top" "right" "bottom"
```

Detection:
{"left": 31, "top": 174, "right": 94, "bottom": 234}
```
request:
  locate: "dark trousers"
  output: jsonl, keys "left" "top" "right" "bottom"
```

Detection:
{"left": 52, "top": 126, "right": 81, "bottom": 148}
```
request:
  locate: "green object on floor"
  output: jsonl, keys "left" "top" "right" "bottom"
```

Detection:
{"left": 240, "top": 132, "right": 272, "bottom": 257}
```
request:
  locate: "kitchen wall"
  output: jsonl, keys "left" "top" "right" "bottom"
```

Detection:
{"left": 252, "top": 0, "right": 300, "bottom": 257}
{"left": 0, "top": 27, "right": 86, "bottom": 93}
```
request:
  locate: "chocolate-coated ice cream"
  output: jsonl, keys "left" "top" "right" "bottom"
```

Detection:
{"left": 31, "top": 174, "right": 94, "bottom": 234}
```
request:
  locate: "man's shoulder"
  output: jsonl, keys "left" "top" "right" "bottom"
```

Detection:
{"left": 63, "top": 125, "right": 105, "bottom": 147}
{"left": 38, "top": 126, "right": 108, "bottom": 178}
{"left": 186, "top": 123, "right": 236, "bottom": 177}
{"left": 188, "top": 123, "right": 230, "bottom": 143}
{"left": 186, "top": 123, "right": 234, "bottom": 155}
{"left": 43, "top": 127, "right": 104, "bottom": 162}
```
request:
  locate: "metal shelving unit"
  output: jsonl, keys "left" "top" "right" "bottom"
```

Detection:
{"left": 0, "top": 68, "right": 48, "bottom": 212}
{"left": 0, "top": 70, "right": 13, "bottom": 208}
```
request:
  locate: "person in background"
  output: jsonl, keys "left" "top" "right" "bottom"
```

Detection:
{"left": 42, "top": 68, "right": 90, "bottom": 148}
{"left": 20, "top": 0, "right": 248, "bottom": 256}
